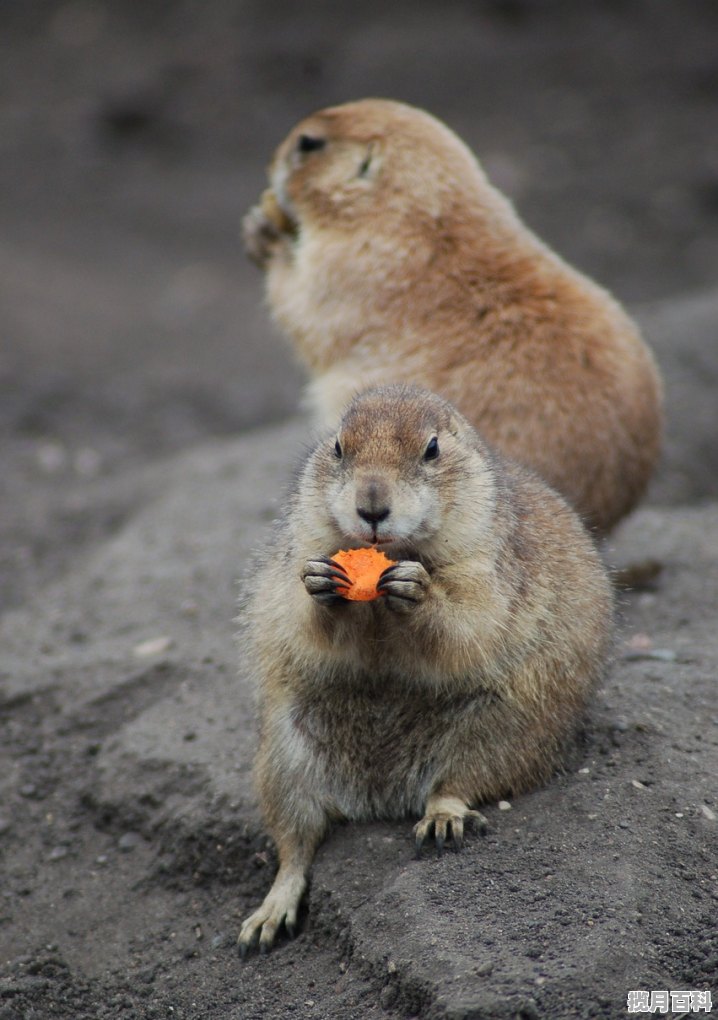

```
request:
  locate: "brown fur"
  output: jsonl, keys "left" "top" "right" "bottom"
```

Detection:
{"left": 238, "top": 386, "right": 614, "bottom": 954}
{"left": 243, "top": 98, "right": 663, "bottom": 535}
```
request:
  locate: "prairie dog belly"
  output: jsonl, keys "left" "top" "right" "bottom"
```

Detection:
{"left": 280, "top": 682, "right": 496, "bottom": 822}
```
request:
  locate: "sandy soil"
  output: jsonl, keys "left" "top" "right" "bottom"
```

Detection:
{"left": 1, "top": 3, "right": 717, "bottom": 1018}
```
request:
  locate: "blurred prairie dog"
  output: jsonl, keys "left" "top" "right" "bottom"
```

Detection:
{"left": 243, "top": 98, "right": 663, "bottom": 536}
{"left": 238, "top": 386, "right": 613, "bottom": 954}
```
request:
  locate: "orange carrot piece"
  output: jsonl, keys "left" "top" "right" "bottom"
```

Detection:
{"left": 331, "top": 547, "right": 397, "bottom": 602}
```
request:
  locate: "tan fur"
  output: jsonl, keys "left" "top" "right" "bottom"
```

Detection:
{"left": 243, "top": 98, "right": 663, "bottom": 535}
{"left": 238, "top": 386, "right": 614, "bottom": 954}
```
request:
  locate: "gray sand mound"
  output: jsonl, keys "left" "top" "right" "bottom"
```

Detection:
{"left": 2, "top": 360, "right": 717, "bottom": 1015}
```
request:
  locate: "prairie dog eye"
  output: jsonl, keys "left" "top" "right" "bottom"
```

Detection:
{"left": 334, "top": 438, "right": 343, "bottom": 459}
{"left": 423, "top": 436, "right": 439, "bottom": 461}
{"left": 298, "top": 134, "right": 326, "bottom": 154}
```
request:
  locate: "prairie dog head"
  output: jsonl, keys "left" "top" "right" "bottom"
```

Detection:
{"left": 266, "top": 98, "right": 499, "bottom": 234}
{"left": 300, "top": 386, "right": 497, "bottom": 564}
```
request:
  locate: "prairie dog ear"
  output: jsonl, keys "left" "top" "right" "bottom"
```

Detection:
{"left": 357, "top": 142, "right": 380, "bottom": 180}
{"left": 447, "top": 412, "right": 463, "bottom": 438}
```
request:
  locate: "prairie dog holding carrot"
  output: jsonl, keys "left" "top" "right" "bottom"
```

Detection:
{"left": 238, "top": 386, "right": 613, "bottom": 954}
{"left": 243, "top": 98, "right": 663, "bottom": 535}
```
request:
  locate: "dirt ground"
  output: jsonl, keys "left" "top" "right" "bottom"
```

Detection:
{"left": 1, "top": 3, "right": 717, "bottom": 1018}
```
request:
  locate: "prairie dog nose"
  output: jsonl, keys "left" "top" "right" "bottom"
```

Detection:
{"left": 355, "top": 478, "right": 391, "bottom": 527}
{"left": 357, "top": 504, "right": 390, "bottom": 526}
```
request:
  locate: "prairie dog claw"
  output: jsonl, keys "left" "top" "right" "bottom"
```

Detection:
{"left": 302, "top": 557, "right": 351, "bottom": 605}
{"left": 414, "top": 795, "right": 488, "bottom": 857}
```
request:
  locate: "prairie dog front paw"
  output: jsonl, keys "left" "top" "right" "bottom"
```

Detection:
{"left": 377, "top": 560, "right": 430, "bottom": 613}
{"left": 242, "top": 204, "right": 286, "bottom": 267}
{"left": 301, "top": 557, "right": 351, "bottom": 606}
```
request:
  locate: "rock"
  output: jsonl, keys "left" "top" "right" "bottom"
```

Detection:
{"left": 133, "top": 636, "right": 173, "bottom": 659}
{"left": 118, "top": 832, "right": 143, "bottom": 853}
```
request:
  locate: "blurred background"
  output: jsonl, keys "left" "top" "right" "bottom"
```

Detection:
{"left": 2, "top": 0, "right": 717, "bottom": 605}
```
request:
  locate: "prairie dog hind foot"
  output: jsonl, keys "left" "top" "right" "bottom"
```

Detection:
{"left": 414, "top": 794, "right": 489, "bottom": 856}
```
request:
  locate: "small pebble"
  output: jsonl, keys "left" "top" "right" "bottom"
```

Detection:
{"left": 19, "top": 784, "right": 38, "bottom": 799}
{"left": 133, "top": 636, "right": 173, "bottom": 658}
{"left": 648, "top": 648, "right": 677, "bottom": 662}
{"left": 578, "top": 767, "right": 590, "bottom": 774}
{"left": 118, "top": 831, "right": 143, "bottom": 852}
{"left": 48, "top": 846, "right": 68, "bottom": 861}
{"left": 701, "top": 805, "right": 716, "bottom": 821}
{"left": 631, "top": 780, "right": 647, "bottom": 790}
{"left": 626, "top": 632, "right": 653, "bottom": 651}
{"left": 0, "top": 818, "right": 11, "bottom": 835}
{"left": 36, "top": 442, "right": 67, "bottom": 473}
{"left": 623, "top": 647, "right": 677, "bottom": 662}
{"left": 476, "top": 960, "right": 493, "bottom": 976}
{"left": 498, "top": 800, "right": 512, "bottom": 811}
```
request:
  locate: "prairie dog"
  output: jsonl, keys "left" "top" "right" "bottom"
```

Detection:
{"left": 243, "top": 98, "right": 663, "bottom": 536}
{"left": 238, "top": 386, "right": 613, "bottom": 954}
